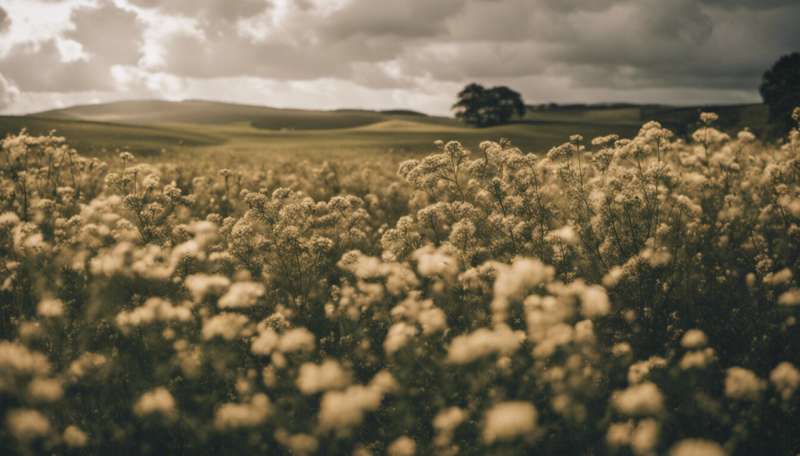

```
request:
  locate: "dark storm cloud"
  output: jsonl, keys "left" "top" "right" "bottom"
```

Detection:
{"left": 545, "top": 1, "right": 800, "bottom": 91}
{"left": 0, "top": 0, "right": 798, "bottom": 109}
{"left": 396, "top": 0, "right": 799, "bottom": 93}
{"left": 156, "top": 0, "right": 800, "bottom": 94}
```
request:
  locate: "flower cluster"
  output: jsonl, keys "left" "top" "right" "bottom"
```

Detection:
{"left": 1, "top": 110, "right": 799, "bottom": 454}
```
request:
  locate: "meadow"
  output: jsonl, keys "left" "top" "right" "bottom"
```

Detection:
{"left": 0, "top": 102, "right": 798, "bottom": 455}
{"left": 0, "top": 100, "right": 769, "bottom": 162}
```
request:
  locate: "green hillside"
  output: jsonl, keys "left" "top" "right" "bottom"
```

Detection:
{"left": 0, "top": 100, "right": 773, "bottom": 164}
{"left": 525, "top": 103, "right": 769, "bottom": 136}
{"left": 37, "top": 99, "right": 450, "bottom": 131}
{"left": 639, "top": 104, "right": 769, "bottom": 135}
{"left": 0, "top": 115, "right": 223, "bottom": 156}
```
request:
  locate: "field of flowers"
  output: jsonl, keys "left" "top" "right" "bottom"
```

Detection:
{"left": 1, "top": 110, "right": 799, "bottom": 455}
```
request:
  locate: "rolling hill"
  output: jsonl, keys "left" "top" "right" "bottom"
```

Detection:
{"left": 36, "top": 100, "right": 448, "bottom": 130}
{"left": 0, "top": 99, "right": 773, "bottom": 162}
{"left": 0, "top": 114, "right": 224, "bottom": 157}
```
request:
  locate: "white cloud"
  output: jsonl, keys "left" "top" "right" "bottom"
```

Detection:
{"left": 0, "top": 73, "right": 21, "bottom": 111}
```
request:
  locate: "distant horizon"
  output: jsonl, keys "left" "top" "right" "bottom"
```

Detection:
{"left": 15, "top": 96, "right": 768, "bottom": 119}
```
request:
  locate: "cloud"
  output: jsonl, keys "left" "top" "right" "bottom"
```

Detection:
{"left": 701, "top": 0, "right": 797, "bottom": 9}
{"left": 0, "top": 40, "right": 115, "bottom": 92}
{"left": 0, "top": 0, "right": 147, "bottom": 93}
{"left": 321, "top": 0, "right": 465, "bottom": 39}
{"left": 127, "top": 0, "right": 271, "bottom": 23}
{"left": 0, "top": 0, "right": 798, "bottom": 114}
{"left": 0, "top": 73, "right": 20, "bottom": 111}
{"left": 65, "top": 0, "right": 145, "bottom": 65}
{"left": 0, "top": 6, "right": 10, "bottom": 33}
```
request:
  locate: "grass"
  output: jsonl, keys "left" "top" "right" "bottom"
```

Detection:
{"left": 1, "top": 100, "right": 771, "bottom": 164}
{"left": 524, "top": 103, "right": 769, "bottom": 136}
{"left": 0, "top": 115, "right": 224, "bottom": 157}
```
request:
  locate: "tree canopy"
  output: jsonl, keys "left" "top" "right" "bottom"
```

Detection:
{"left": 452, "top": 83, "right": 526, "bottom": 127}
{"left": 759, "top": 52, "right": 800, "bottom": 137}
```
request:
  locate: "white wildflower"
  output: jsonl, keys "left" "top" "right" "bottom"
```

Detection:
{"left": 67, "top": 352, "right": 107, "bottom": 380}
{"left": 631, "top": 419, "right": 659, "bottom": 455}
{"left": 680, "top": 329, "right": 708, "bottom": 349}
{"left": 763, "top": 268, "right": 792, "bottom": 286}
{"left": 202, "top": 313, "right": 250, "bottom": 341}
{"left": 434, "top": 407, "right": 467, "bottom": 433}
{"left": 251, "top": 327, "right": 280, "bottom": 355}
{"left": 669, "top": 439, "right": 726, "bottom": 456}
{"left": 37, "top": 297, "right": 64, "bottom": 318}
{"left": 603, "top": 266, "right": 624, "bottom": 288}
{"left": 275, "top": 430, "right": 318, "bottom": 455}
{"left": 612, "top": 382, "right": 664, "bottom": 416}
{"left": 384, "top": 322, "right": 418, "bottom": 355}
{"left": 28, "top": 377, "right": 63, "bottom": 402}
{"left": 6, "top": 409, "right": 51, "bottom": 441}
{"left": 482, "top": 401, "right": 537, "bottom": 443}
{"left": 277, "top": 328, "right": 316, "bottom": 353}
{"left": 492, "top": 259, "right": 554, "bottom": 313}
{"left": 548, "top": 225, "right": 578, "bottom": 246}
{"left": 700, "top": 112, "right": 719, "bottom": 124}
{"left": 297, "top": 359, "right": 351, "bottom": 395}
{"left": 133, "top": 387, "right": 177, "bottom": 419}
{"left": 778, "top": 288, "right": 800, "bottom": 306}
{"left": 63, "top": 425, "right": 89, "bottom": 448}
{"left": 218, "top": 281, "right": 265, "bottom": 308}
{"left": 412, "top": 245, "right": 459, "bottom": 280}
{"left": 418, "top": 307, "right": 447, "bottom": 335}
{"left": 627, "top": 357, "right": 666, "bottom": 384}
{"left": 679, "top": 348, "right": 716, "bottom": 370}
{"left": 581, "top": 285, "right": 611, "bottom": 318}
{"left": 606, "top": 421, "right": 633, "bottom": 448}
{"left": 724, "top": 367, "right": 764, "bottom": 401}
{"left": 214, "top": 394, "right": 270, "bottom": 430}
{"left": 318, "top": 385, "right": 384, "bottom": 431}
{"left": 769, "top": 362, "right": 800, "bottom": 400}
{"left": 116, "top": 297, "right": 192, "bottom": 332}
{"left": 388, "top": 436, "right": 416, "bottom": 456}
{"left": 184, "top": 274, "right": 231, "bottom": 302}
{"left": 369, "top": 370, "right": 399, "bottom": 394}
{"left": 0, "top": 342, "right": 51, "bottom": 378}
{"left": 446, "top": 325, "right": 522, "bottom": 364}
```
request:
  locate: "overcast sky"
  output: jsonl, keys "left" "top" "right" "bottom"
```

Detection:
{"left": 0, "top": 0, "right": 797, "bottom": 115}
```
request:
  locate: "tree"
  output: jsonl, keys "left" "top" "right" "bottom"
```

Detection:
{"left": 452, "top": 83, "right": 526, "bottom": 127}
{"left": 759, "top": 52, "right": 800, "bottom": 137}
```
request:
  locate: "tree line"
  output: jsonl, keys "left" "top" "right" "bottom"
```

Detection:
{"left": 454, "top": 52, "right": 800, "bottom": 136}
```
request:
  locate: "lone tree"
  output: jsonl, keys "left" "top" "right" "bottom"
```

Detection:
{"left": 452, "top": 83, "right": 526, "bottom": 127}
{"left": 759, "top": 52, "right": 800, "bottom": 136}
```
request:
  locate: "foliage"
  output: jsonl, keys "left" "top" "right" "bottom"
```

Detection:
{"left": 0, "top": 110, "right": 799, "bottom": 455}
{"left": 760, "top": 52, "right": 800, "bottom": 137}
{"left": 452, "top": 83, "right": 526, "bottom": 128}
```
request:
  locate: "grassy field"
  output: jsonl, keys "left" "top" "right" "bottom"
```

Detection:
{"left": 0, "top": 100, "right": 770, "bottom": 164}
{"left": 2, "top": 106, "right": 798, "bottom": 455}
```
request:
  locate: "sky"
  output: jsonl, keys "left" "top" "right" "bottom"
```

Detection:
{"left": 0, "top": 0, "right": 797, "bottom": 116}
